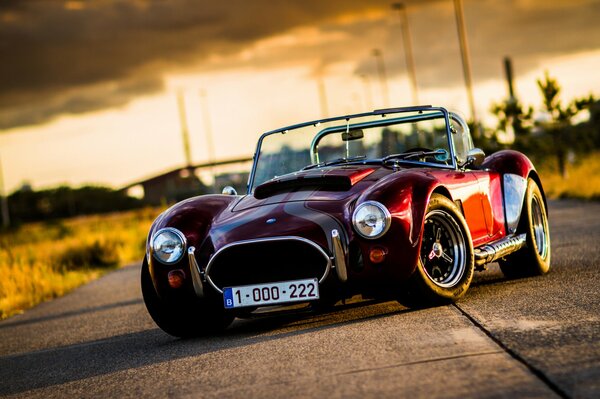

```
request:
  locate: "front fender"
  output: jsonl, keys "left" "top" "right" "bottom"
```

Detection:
{"left": 146, "top": 194, "right": 239, "bottom": 299}
{"left": 355, "top": 170, "right": 441, "bottom": 282}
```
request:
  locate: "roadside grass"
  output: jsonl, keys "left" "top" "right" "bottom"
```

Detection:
{"left": 537, "top": 151, "right": 600, "bottom": 200}
{"left": 1, "top": 152, "right": 598, "bottom": 320}
{"left": 0, "top": 208, "right": 158, "bottom": 320}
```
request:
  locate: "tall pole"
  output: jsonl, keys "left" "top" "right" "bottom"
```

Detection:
{"left": 176, "top": 90, "right": 193, "bottom": 168}
{"left": 199, "top": 89, "right": 217, "bottom": 192}
{"left": 0, "top": 153, "right": 10, "bottom": 228}
{"left": 359, "top": 74, "right": 374, "bottom": 110}
{"left": 453, "top": 0, "right": 479, "bottom": 138}
{"left": 393, "top": 3, "right": 419, "bottom": 105}
{"left": 372, "top": 48, "right": 391, "bottom": 108}
{"left": 317, "top": 75, "right": 330, "bottom": 118}
{"left": 199, "top": 89, "right": 216, "bottom": 163}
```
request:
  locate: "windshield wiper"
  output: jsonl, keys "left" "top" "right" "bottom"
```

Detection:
{"left": 382, "top": 149, "right": 448, "bottom": 166}
{"left": 303, "top": 155, "right": 367, "bottom": 170}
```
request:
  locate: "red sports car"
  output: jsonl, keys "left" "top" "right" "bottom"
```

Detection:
{"left": 142, "top": 105, "right": 551, "bottom": 337}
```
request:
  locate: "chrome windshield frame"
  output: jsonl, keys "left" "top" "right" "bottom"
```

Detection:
{"left": 247, "top": 105, "right": 458, "bottom": 194}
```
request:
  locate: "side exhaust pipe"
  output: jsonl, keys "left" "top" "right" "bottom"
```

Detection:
{"left": 474, "top": 233, "right": 526, "bottom": 267}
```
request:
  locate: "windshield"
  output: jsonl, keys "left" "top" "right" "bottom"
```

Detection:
{"left": 250, "top": 107, "right": 460, "bottom": 192}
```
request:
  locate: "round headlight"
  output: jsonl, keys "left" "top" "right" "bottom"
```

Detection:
{"left": 151, "top": 228, "right": 186, "bottom": 264}
{"left": 352, "top": 201, "right": 391, "bottom": 239}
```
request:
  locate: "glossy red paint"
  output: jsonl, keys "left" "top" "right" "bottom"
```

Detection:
{"left": 148, "top": 194, "right": 237, "bottom": 298}
{"left": 146, "top": 150, "right": 533, "bottom": 300}
{"left": 482, "top": 150, "right": 535, "bottom": 178}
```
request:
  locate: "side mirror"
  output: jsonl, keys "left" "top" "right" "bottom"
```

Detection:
{"left": 464, "top": 148, "right": 486, "bottom": 169}
{"left": 221, "top": 186, "right": 238, "bottom": 195}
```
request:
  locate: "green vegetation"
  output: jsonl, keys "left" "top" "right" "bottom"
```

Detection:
{"left": 486, "top": 72, "right": 598, "bottom": 179}
{"left": 0, "top": 208, "right": 158, "bottom": 319}
{"left": 538, "top": 151, "right": 600, "bottom": 201}
{"left": 7, "top": 185, "right": 143, "bottom": 224}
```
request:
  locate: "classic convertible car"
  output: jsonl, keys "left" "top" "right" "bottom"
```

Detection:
{"left": 142, "top": 105, "right": 551, "bottom": 337}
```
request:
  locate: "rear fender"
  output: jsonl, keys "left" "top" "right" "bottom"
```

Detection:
{"left": 482, "top": 150, "right": 546, "bottom": 233}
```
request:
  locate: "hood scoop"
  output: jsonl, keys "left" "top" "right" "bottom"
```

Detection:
{"left": 254, "top": 167, "right": 375, "bottom": 200}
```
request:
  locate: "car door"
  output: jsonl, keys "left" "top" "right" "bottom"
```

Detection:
{"left": 469, "top": 170, "right": 505, "bottom": 242}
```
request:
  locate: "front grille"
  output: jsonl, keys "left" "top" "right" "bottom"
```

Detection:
{"left": 206, "top": 237, "right": 331, "bottom": 292}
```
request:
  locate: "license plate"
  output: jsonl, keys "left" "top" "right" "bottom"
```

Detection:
{"left": 223, "top": 278, "right": 320, "bottom": 309}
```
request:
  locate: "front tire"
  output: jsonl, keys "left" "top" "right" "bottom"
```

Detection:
{"left": 499, "top": 178, "right": 551, "bottom": 278}
{"left": 398, "top": 194, "right": 474, "bottom": 307}
{"left": 141, "top": 258, "right": 234, "bottom": 337}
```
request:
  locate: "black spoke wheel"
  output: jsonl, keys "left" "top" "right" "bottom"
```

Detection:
{"left": 499, "top": 178, "right": 551, "bottom": 278}
{"left": 141, "top": 257, "right": 234, "bottom": 337}
{"left": 397, "top": 194, "right": 474, "bottom": 307}
{"left": 421, "top": 210, "right": 468, "bottom": 288}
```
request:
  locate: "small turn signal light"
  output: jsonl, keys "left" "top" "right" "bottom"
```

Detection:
{"left": 167, "top": 269, "right": 186, "bottom": 288}
{"left": 369, "top": 247, "right": 387, "bottom": 264}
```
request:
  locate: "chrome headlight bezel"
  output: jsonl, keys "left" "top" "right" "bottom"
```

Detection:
{"left": 352, "top": 201, "right": 391, "bottom": 239}
{"left": 151, "top": 227, "right": 187, "bottom": 265}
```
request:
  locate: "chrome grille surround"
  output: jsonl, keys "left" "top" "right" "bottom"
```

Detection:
{"left": 205, "top": 236, "right": 332, "bottom": 294}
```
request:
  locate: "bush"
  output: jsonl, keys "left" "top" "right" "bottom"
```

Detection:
{"left": 54, "top": 239, "right": 122, "bottom": 271}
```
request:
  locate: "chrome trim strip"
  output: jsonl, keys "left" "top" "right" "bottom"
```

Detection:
{"left": 331, "top": 229, "right": 348, "bottom": 282}
{"left": 187, "top": 246, "right": 205, "bottom": 298}
{"left": 205, "top": 236, "right": 332, "bottom": 294}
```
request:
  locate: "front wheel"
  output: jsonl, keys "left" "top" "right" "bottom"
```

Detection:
{"left": 397, "top": 194, "right": 474, "bottom": 307}
{"left": 499, "top": 178, "right": 551, "bottom": 278}
{"left": 141, "top": 258, "right": 234, "bottom": 337}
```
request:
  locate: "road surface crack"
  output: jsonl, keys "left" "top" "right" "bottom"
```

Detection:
{"left": 453, "top": 303, "right": 570, "bottom": 399}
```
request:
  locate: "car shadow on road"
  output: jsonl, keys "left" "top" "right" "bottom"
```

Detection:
{"left": 0, "top": 298, "right": 415, "bottom": 396}
{"left": 0, "top": 299, "right": 144, "bottom": 330}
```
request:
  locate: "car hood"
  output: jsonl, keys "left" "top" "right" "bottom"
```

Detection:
{"left": 234, "top": 165, "right": 388, "bottom": 212}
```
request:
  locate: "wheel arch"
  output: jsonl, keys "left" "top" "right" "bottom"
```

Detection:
{"left": 353, "top": 170, "right": 447, "bottom": 282}
{"left": 146, "top": 194, "right": 239, "bottom": 299}
{"left": 527, "top": 170, "right": 548, "bottom": 215}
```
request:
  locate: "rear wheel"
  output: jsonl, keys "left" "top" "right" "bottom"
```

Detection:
{"left": 141, "top": 258, "right": 233, "bottom": 337}
{"left": 499, "top": 178, "right": 551, "bottom": 278}
{"left": 398, "top": 194, "right": 474, "bottom": 307}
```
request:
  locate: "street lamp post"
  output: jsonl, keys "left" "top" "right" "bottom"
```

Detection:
{"left": 0, "top": 154, "right": 10, "bottom": 228}
{"left": 453, "top": 0, "right": 480, "bottom": 138}
{"left": 392, "top": 3, "right": 419, "bottom": 106}
{"left": 317, "top": 75, "right": 330, "bottom": 118}
{"left": 359, "top": 74, "right": 374, "bottom": 110}
{"left": 372, "top": 48, "right": 391, "bottom": 108}
{"left": 199, "top": 89, "right": 218, "bottom": 192}
{"left": 176, "top": 90, "right": 193, "bottom": 168}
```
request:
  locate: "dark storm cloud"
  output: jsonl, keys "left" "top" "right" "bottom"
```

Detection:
{"left": 0, "top": 0, "right": 395, "bottom": 129}
{"left": 1, "top": 0, "right": 599, "bottom": 130}
{"left": 353, "top": 0, "right": 600, "bottom": 91}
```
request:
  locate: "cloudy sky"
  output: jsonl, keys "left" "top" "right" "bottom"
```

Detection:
{"left": 1, "top": 0, "right": 599, "bottom": 192}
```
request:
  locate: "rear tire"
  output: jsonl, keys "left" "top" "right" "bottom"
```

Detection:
{"left": 397, "top": 194, "right": 474, "bottom": 308}
{"left": 141, "top": 258, "right": 233, "bottom": 337}
{"left": 499, "top": 178, "right": 551, "bottom": 278}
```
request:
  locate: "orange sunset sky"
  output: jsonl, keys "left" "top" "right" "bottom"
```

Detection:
{"left": 1, "top": 0, "right": 599, "bottom": 193}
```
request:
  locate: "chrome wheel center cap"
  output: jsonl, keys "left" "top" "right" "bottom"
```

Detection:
{"left": 432, "top": 242, "right": 443, "bottom": 257}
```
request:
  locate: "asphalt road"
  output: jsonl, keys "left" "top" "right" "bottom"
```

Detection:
{"left": 1, "top": 200, "right": 599, "bottom": 398}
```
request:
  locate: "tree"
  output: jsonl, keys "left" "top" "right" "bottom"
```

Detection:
{"left": 535, "top": 72, "right": 595, "bottom": 178}
{"left": 490, "top": 96, "right": 533, "bottom": 154}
